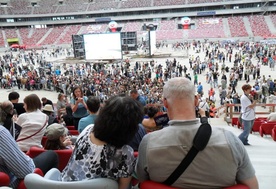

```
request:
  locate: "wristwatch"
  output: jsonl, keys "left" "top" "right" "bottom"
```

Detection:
{"left": 200, "top": 116, "right": 208, "bottom": 124}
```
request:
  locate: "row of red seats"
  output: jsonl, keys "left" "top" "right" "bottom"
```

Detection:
{"left": 140, "top": 180, "right": 249, "bottom": 189}
{"left": 0, "top": 168, "right": 43, "bottom": 189}
{"left": 232, "top": 117, "right": 276, "bottom": 140}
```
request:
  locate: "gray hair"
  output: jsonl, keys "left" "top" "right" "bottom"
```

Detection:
{"left": 163, "top": 77, "right": 195, "bottom": 102}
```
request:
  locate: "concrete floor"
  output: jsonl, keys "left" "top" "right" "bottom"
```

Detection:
{"left": 210, "top": 118, "right": 276, "bottom": 189}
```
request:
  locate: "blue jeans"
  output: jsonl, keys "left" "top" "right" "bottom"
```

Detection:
{"left": 238, "top": 119, "right": 255, "bottom": 145}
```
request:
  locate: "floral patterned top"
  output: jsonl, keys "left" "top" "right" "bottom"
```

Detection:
{"left": 61, "top": 124, "right": 135, "bottom": 181}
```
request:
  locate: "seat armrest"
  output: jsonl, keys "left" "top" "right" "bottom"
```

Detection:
{"left": 0, "top": 172, "right": 10, "bottom": 187}
{"left": 44, "top": 168, "right": 61, "bottom": 181}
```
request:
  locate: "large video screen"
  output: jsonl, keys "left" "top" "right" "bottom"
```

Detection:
{"left": 83, "top": 33, "right": 122, "bottom": 60}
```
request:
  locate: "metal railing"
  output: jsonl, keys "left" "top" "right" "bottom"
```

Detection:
{"left": 222, "top": 103, "right": 276, "bottom": 119}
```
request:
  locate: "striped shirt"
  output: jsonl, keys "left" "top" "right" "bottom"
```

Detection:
{"left": 0, "top": 126, "right": 35, "bottom": 188}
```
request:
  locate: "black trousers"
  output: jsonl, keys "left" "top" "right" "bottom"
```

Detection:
{"left": 73, "top": 117, "right": 82, "bottom": 130}
{"left": 33, "top": 150, "right": 58, "bottom": 174}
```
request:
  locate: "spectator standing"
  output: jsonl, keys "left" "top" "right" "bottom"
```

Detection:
{"left": 197, "top": 82, "right": 203, "bottom": 96}
{"left": 208, "top": 87, "right": 215, "bottom": 101}
{"left": 130, "top": 89, "right": 146, "bottom": 106}
{"left": 198, "top": 98, "right": 209, "bottom": 117}
{"left": 70, "top": 86, "right": 89, "bottom": 130}
{"left": 238, "top": 84, "right": 257, "bottom": 145}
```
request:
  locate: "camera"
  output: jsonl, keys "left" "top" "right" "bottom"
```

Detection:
{"left": 75, "top": 98, "right": 78, "bottom": 101}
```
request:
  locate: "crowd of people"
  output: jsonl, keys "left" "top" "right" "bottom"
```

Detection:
{"left": 1, "top": 40, "right": 276, "bottom": 188}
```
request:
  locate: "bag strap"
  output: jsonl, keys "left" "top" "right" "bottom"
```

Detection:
{"left": 200, "top": 102, "right": 206, "bottom": 109}
{"left": 162, "top": 123, "right": 212, "bottom": 186}
{"left": 16, "top": 117, "right": 48, "bottom": 142}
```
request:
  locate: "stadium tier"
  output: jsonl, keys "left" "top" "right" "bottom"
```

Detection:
{"left": 248, "top": 15, "right": 275, "bottom": 38}
{"left": 0, "top": 14, "right": 275, "bottom": 47}
{"left": 228, "top": 16, "right": 248, "bottom": 37}
{"left": 0, "top": 0, "right": 275, "bottom": 47}
{"left": 188, "top": 17, "right": 225, "bottom": 39}
{"left": 0, "top": 0, "right": 243, "bottom": 13}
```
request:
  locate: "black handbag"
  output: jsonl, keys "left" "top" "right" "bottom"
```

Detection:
{"left": 163, "top": 122, "right": 212, "bottom": 186}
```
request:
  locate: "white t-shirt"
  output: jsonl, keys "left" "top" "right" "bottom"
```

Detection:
{"left": 240, "top": 94, "right": 255, "bottom": 121}
{"left": 16, "top": 110, "right": 48, "bottom": 151}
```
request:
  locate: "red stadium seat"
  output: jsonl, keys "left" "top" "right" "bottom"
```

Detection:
{"left": 271, "top": 126, "right": 276, "bottom": 141}
{"left": 231, "top": 117, "right": 238, "bottom": 127}
{"left": 259, "top": 123, "right": 276, "bottom": 137}
{"left": 27, "top": 147, "right": 72, "bottom": 172}
{"left": 17, "top": 168, "right": 44, "bottom": 189}
{"left": 0, "top": 171, "right": 10, "bottom": 187}
{"left": 251, "top": 121, "right": 263, "bottom": 133}
{"left": 69, "top": 130, "right": 79, "bottom": 136}
{"left": 66, "top": 126, "right": 76, "bottom": 130}
{"left": 237, "top": 119, "right": 242, "bottom": 129}
{"left": 0, "top": 168, "right": 43, "bottom": 189}
{"left": 140, "top": 181, "right": 178, "bottom": 189}
{"left": 133, "top": 151, "right": 139, "bottom": 158}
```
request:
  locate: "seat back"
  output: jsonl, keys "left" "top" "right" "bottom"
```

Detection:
{"left": 231, "top": 117, "right": 238, "bottom": 126}
{"left": 255, "top": 117, "right": 267, "bottom": 121}
{"left": 17, "top": 168, "right": 44, "bottom": 189}
{"left": 251, "top": 121, "right": 263, "bottom": 132}
{"left": 68, "top": 130, "right": 79, "bottom": 136}
{"left": 0, "top": 169, "right": 43, "bottom": 188}
{"left": 66, "top": 126, "right": 75, "bottom": 130}
{"left": 259, "top": 123, "right": 276, "bottom": 137}
{"left": 136, "top": 180, "right": 178, "bottom": 189}
{"left": 24, "top": 171, "right": 118, "bottom": 189}
{"left": 140, "top": 181, "right": 249, "bottom": 189}
{"left": 27, "top": 147, "right": 73, "bottom": 171}
{"left": 272, "top": 126, "right": 276, "bottom": 141}
{"left": 54, "top": 149, "right": 73, "bottom": 171}
{"left": 224, "top": 184, "right": 249, "bottom": 189}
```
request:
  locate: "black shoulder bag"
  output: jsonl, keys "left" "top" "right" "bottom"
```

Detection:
{"left": 162, "top": 122, "right": 212, "bottom": 186}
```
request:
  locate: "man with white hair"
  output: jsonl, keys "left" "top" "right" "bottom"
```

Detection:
{"left": 136, "top": 77, "right": 258, "bottom": 189}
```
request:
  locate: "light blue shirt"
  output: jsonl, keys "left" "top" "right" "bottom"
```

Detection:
{"left": 78, "top": 114, "right": 97, "bottom": 133}
{"left": 70, "top": 96, "right": 89, "bottom": 118}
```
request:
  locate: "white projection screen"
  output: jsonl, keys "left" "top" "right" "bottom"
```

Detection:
{"left": 84, "top": 33, "right": 122, "bottom": 60}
